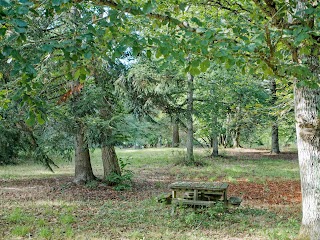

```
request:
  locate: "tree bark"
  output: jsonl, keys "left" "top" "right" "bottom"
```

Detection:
{"left": 211, "top": 115, "right": 219, "bottom": 157}
{"left": 172, "top": 114, "right": 180, "bottom": 147}
{"left": 270, "top": 78, "right": 280, "bottom": 154}
{"left": 102, "top": 143, "right": 121, "bottom": 180}
{"left": 186, "top": 72, "right": 194, "bottom": 163}
{"left": 271, "top": 123, "right": 280, "bottom": 154}
{"left": 74, "top": 122, "right": 96, "bottom": 185}
{"left": 295, "top": 86, "right": 320, "bottom": 240}
{"left": 232, "top": 127, "right": 241, "bottom": 148}
{"left": 211, "top": 136, "right": 219, "bottom": 157}
{"left": 100, "top": 108, "right": 121, "bottom": 182}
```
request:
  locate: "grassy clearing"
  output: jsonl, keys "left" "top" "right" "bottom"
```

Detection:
{"left": 0, "top": 148, "right": 300, "bottom": 239}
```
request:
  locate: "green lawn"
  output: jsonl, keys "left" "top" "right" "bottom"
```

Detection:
{"left": 0, "top": 148, "right": 301, "bottom": 239}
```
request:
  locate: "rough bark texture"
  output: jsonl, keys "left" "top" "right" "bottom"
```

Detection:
{"left": 186, "top": 72, "right": 194, "bottom": 163}
{"left": 102, "top": 144, "right": 121, "bottom": 179}
{"left": 211, "top": 136, "right": 219, "bottom": 157}
{"left": 172, "top": 114, "right": 180, "bottom": 147}
{"left": 100, "top": 108, "right": 121, "bottom": 181}
{"left": 271, "top": 124, "right": 280, "bottom": 154}
{"left": 232, "top": 127, "right": 241, "bottom": 148}
{"left": 74, "top": 123, "right": 96, "bottom": 185}
{"left": 295, "top": 86, "right": 320, "bottom": 240}
{"left": 270, "top": 79, "right": 280, "bottom": 154}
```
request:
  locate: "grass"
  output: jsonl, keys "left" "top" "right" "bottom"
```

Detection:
{"left": 0, "top": 147, "right": 301, "bottom": 239}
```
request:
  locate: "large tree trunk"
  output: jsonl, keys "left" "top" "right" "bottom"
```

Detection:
{"left": 295, "top": 86, "right": 320, "bottom": 239}
{"left": 186, "top": 72, "right": 194, "bottom": 163}
{"left": 211, "top": 136, "right": 219, "bottom": 157}
{"left": 74, "top": 122, "right": 96, "bottom": 185}
{"left": 172, "top": 114, "right": 180, "bottom": 147}
{"left": 289, "top": 1, "right": 320, "bottom": 238}
{"left": 270, "top": 78, "right": 280, "bottom": 154}
{"left": 102, "top": 144, "right": 121, "bottom": 180}
{"left": 100, "top": 108, "right": 121, "bottom": 182}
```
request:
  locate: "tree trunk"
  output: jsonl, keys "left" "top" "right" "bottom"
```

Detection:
{"left": 172, "top": 114, "right": 180, "bottom": 147}
{"left": 74, "top": 122, "right": 96, "bottom": 185}
{"left": 100, "top": 108, "right": 121, "bottom": 182}
{"left": 186, "top": 72, "right": 194, "bottom": 163}
{"left": 271, "top": 123, "right": 280, "bottom": 154}
{"left": 211, "top": 136, "right": 219, "bottom": 157}
{"left": 232, "top": 127, "right": 241, "bottom": 148}
{"left": 211, "top": 115, "right": 219, "bottom": 157}
{"left": 270, "top": 78, "right": 280, "bottom": 154}
{"left": 102, "top": 144, "right": 121, "bottom": 180}
{"left": 288, "top": 1, "right": 320, "bottom": 237}
{"left": 295, "top": 86, "right": 320, "bottom": 240}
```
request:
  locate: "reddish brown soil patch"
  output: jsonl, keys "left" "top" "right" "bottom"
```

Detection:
{"left": 228, "top": 180, "right": 301, "bottom": 205}
{"left": 0, "top": 176, "right": 301, "bottom": 207}
{"left": 0, "top": 149, "right": 300, "bottom": 206}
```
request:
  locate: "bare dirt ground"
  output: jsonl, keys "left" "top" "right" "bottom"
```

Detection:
{"left": 223, "top": 148, "right": 298, "bottom": 161}
{"left": 0, "top": 149, "right": 300, "bottom": 206}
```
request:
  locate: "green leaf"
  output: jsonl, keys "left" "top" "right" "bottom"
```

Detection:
{"left": 52, "top": 0, "right": 61, "bottom": 6}
{"left": 191, "top": 17, "right": 202, "bottom": 26}
{"left": 0, "top": 27, "right": 7, "bottom": 36}
{"left": 204, "top": 30, "right": 214, "bottom": 39}
{"left": 191, "top": 59, "right": 200, "bottom": 67}
{"left": 19, "top": 0, "right": 33, "bottom": 5}
{"left": 74, "top": 68, "right": 81, "bottom": 80}
{"left": 36, "top": 113, "right": 45, "bottom": 125}
{"left": 41, "top": 44, "right": 53, "bottom": 53}
{"left": 189, "top": 67, "right": 200, "bottom": 75}
{"left": 14, "top": 27, "right": 26, "bottom": 33}
{"left": 143, "top": 1, "right": 153, "bottom": 14}
{"left": 26, "top": 111, "right": 35, "bottom": 126}
{"left": 0, "top": 0, "right": 11, "bottom": 7}
{"left": 2, "top": 45, "right": 13, "bottom": 56}
{"left": 155, "top": 48, "right": 162, "bottom": 58}
{"left": 146, "top": 50, "right": 151, "bottom": 58}
{"left": 17, "top": 6, "right": 29, "bottom": 15}
{"left": 179, "top": 3, "right": 187, "bottom": 11}
{"left": 84, "top": 51, "right": 92, "bottom": 59}
{"left": 13, "top": 18, "right": 27, "bottom": 27}
{"left": 295, "top": 32, "right": 309, "bottom": 44}
{"left": 200, "top": 59, "right": 210, "bottom": 72}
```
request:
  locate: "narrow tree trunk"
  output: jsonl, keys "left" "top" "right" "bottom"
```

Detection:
{"left": 74, "top": 122, "right": 96, "bottom": 185}
{"left": 295, "top": 86, "right": 320, "bottom": 240}
{"left": 271, "top": 123, "right": 280, "bottom": 154}
{"left": 172, "top": 114, "right": 180, "bottom": 147}
{"left": 186, "top": 72, "right": 194, "bottom": 163}
{"left": 232, "top": 127, "right": 241, "bottom": 148}
{"left": 211, "top": 115, "right": 219, "bottom": 157}
{"left": 220, "top": 134, "right": 227, "bottom": 148}
{"left": 270, "top": 78, "right": 280, "bottom": 153}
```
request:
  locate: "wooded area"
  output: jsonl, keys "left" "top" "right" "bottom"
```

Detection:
{"left": 0, "top": 0, "right": 319, "bottom": 239}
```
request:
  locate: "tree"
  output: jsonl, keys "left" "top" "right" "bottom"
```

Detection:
{"left": 1, "top": 0, "right": 319, "bottom": 236}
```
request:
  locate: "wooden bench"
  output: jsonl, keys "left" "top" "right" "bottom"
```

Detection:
{"left": 169, "top": 181, "right": 229, "bottom": 213}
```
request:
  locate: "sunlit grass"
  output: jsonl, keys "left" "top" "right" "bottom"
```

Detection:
{"left": 0, "top": 148, "right": 299, "bottom": 181}
{"left": 0, "top": 147, "right": 301, "bottom": 239}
